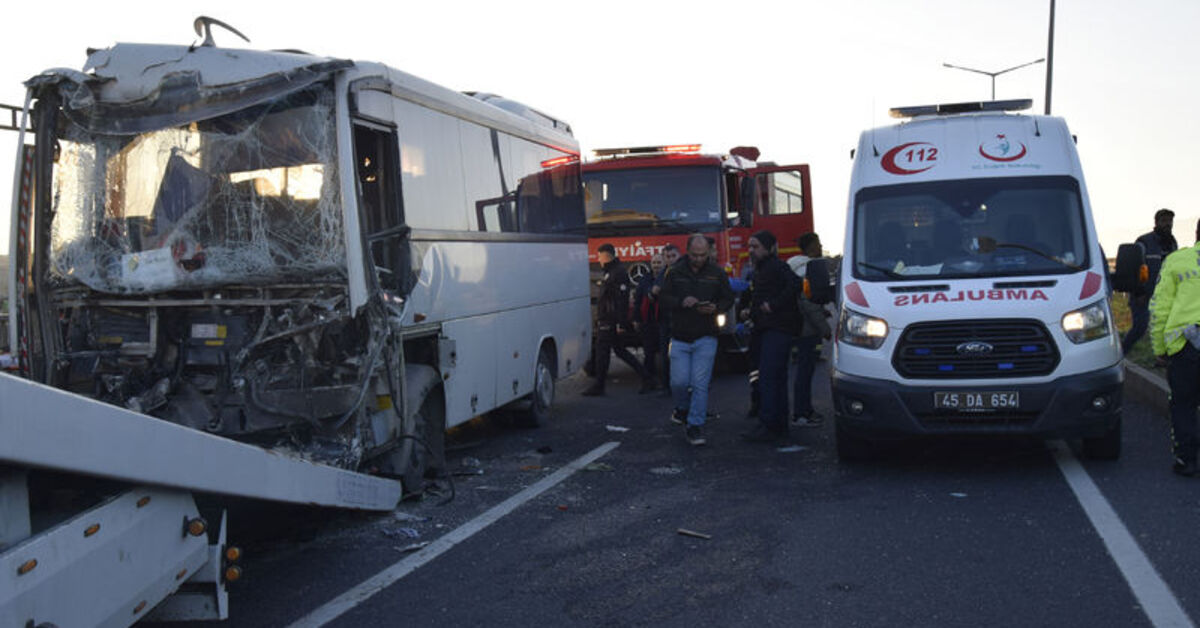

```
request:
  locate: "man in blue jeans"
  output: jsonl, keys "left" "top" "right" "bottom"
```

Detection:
{"left": 659, "top": 234, "right": 734, "bottom": 446}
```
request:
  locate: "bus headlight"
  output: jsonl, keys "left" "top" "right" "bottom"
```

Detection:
{"left": 1062, "top": 301, "right": 1110, "bottom": 344}
{"left": 717, "top": 313, "right": 728, "bottom": 328}
{"left": 839, "top": 309, "right": 889, "bottom": 349}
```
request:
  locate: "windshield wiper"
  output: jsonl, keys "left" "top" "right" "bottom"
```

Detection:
{"left": 856, "top": 261, "right": 905, "bottom": 279}
{"left": 991, "top": 243, "right": 1084, "bottom": 271}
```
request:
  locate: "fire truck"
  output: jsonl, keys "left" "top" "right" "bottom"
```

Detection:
{"left": 583, "top": 145, "right": 814, "bottom": 361}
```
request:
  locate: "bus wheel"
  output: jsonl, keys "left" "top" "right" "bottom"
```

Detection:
{"left": 522, "top": 346, "right": 556, "bottom": 428}
{"left": 394, "top": 386, "right": 445, "bottom": 498}
{"left": 1082, "top": 415, "right": 1121, "bottom": 460}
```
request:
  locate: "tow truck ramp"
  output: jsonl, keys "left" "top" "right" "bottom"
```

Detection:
{"left": 0, "top": 373, "right": 403, "bottom": 627}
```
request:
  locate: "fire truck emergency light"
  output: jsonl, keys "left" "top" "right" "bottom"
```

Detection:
{"left": 592, "top": 144, "right": 702, "bottom": 157}
{"left": 540, "top": 155, "right": 579, "bottom": 168}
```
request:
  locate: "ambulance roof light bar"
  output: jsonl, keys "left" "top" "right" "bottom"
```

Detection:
{"left": 593, "top": 144, "right": 701, "bottom": 157}
{"left": 889, "top": 99, "right": 1033, "bottom": 119}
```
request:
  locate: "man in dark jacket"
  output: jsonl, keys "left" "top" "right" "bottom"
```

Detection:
{"left": 1124, "top": 208, "right": 1178, "bottom": 356}
{"left": 583, "top": 243, "right": 655, "bottom": 396}
{"left": 660, "top": 234, "right": 735, "bottom": 446}
{"left": 739, "top": 230, "right": 801, "bottom": 444}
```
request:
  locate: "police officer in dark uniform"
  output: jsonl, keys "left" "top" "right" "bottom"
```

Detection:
{"left": 583, "top": 243, "right": 656, "bottom": 396}
{"left": 1124, "top": 208, "right": 1178, "bottom": 356}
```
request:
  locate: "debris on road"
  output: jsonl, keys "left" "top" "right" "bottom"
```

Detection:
{"left": 605, "top": 425, "right": 630, "bottom": 432}
{"left": 452, "top": 468, "right": 485, "bottom": 476}
{"left": 776, "top": 445, "right": 807, "bottom": 453}
{"left": 395, "top": 542, "right": 430, "bottom": 553}
{"left": 557, "top": 504, "right": 569, "bottom": 511}
{"left": 677, "top": 528, "right": 712, "bottom": 540}
{"left": 392, "top": 512, "right": 429, "bottom": 523}
{"left": 583, "top": 462, "right": 614, "bottom": 472}
{"left": 650, "top": 466, "right": 683, "bottom": 476}
{"left": 950, "top": 492, "right": 968, "bottom": 498}
{"left": 521, "top": 464, "right": 544, "bottom": 471}
{"left": 461, "top": 457, "right": 482, "bottom": 468}
{"left": 382, "top": 527, "right": 421, "bottom": 540}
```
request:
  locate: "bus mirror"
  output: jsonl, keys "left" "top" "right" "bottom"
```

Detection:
{"left": 1111, "top": 242, "right": 1146, "bottom": 293}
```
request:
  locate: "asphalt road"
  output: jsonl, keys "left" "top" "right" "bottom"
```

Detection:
{"left": 160, "top": 352, "right": 1200, "bottom": 628}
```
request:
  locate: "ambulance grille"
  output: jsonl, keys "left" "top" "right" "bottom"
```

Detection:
{"left": 892, "top": 319, "right": 1059, "bottom": 379}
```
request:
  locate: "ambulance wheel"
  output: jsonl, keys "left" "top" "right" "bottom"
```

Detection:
{"left": 1082, "top": 415, "right": 1121, "bottom": 460}
{"left": 835, "top": 422, "right": 874, "bottom": 462}
{"left": 520, "top": 345, "right": 556, "bottom": 428}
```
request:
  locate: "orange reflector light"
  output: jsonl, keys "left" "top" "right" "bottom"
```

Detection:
{"left": 17, "top": 559, "right": 37, "bottom": 576}
{"left": 225, "top": 565, "right": 243, "bottom": 582}
{"left": 225, "top": 546, "right": 242, "bottom": 562}
{"left": 136, "top": 496, "right": 152, "bottom": 508}
{"left": 84, "top": 524, "right": 101, "bottom": 538}
{"left": 540, "top": 155, "right": 579, "bottom": 168}
{"left": 133, "top": 601, "right": 147, "bottom": 614}
{"left": 1139, "top": 264, "right": 1149, "bottom": 283}
{"left": 662, "top": 144, "right": 701, "bottom": 153}
{"left": 186, "top": 517, "right": 208, "bottom": 537}
{"left": 176, "top": 568, "right": 189, "bottom": 581}
{"left": 803, "top": 278, "right": 812, "bottom": 299}
{"left": 414, "top": 313, "right": 427, "bottom": 323}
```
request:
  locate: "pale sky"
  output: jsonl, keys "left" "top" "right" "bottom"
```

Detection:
{"left": 2, "top": 0, "right": 1196, "bottom": 257}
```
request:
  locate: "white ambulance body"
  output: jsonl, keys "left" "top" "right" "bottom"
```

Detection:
{"left": 833, "top": 100, "right": 1122, "bottom": 459}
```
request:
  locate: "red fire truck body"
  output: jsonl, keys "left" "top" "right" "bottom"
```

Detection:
{"left": 583, "top": 145, "right": 814, "bottom": 358}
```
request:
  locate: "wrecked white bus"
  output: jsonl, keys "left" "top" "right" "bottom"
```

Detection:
{"left": 7, "top": 33, "right": 590, "bottom": 493}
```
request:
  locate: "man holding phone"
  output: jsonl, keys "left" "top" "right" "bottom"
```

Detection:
{"left": 659, "top": 234, "right": 735, "bottom": 446}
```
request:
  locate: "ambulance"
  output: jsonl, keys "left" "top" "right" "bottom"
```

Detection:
{"left": 833, "top": 99, "right": 1133, "bottom": 460}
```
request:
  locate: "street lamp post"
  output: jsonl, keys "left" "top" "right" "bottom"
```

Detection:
{"left": 942, "top": 58, "right": 1046, "bottom": 100}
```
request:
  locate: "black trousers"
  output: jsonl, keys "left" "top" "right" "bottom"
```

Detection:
{"left": 1167, "top": 343, "right": 1200, "bottom": 463}
{"left": 594, "top": 323, "right": 649, "bottom": 386}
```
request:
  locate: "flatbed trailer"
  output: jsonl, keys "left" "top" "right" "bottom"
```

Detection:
{"left": 1, "top": 372, "right": 402, "bottom": 626}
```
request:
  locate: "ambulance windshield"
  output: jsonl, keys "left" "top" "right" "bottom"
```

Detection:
{"left": 583, "top": 165, "right": 722, "bottom": 234}
{"left": 852, "top": 175, "right": 1088, "bottom": 280}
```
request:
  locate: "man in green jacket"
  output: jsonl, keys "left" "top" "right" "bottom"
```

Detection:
{"left": 659, "top": 234, "right": 735, "bottom": 446}
{"left": 1150, "top": 220, "right": 1200, "bottom": 477}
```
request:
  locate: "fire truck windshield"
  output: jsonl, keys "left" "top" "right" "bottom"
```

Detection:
{"left": 583, "top": 165, "right": 722, "bottom": 234}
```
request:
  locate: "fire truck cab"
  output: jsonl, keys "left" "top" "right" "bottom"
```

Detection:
{"left": 582, "top": 145, "right": 813, "bottom": 361}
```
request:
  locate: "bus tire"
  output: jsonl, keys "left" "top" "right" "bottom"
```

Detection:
{"left": 521, "top": 346, "right": 556, "bottom": 428}
{"left": 1082, "top": 415, "right": 1121, "bottom": 460}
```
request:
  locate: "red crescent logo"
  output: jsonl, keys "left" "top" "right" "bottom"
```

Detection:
{"left": 881, "top": 142, "right": 937, "bottom": 175}
{"left": 979, "top": 143, "right": 1027, "bottom": 162}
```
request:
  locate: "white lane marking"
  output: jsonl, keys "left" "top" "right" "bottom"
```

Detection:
{"left": 1051, "top": 441, "right": 1195, "bottom": 628}
{"left": 288, "top": 441, "right": 622, "bottom": 628}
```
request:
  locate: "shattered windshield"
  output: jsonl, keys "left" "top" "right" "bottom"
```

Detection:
{"left": 583, "top": 166, "right": 722, "bottom": 232}
{"left": 49, "top": 84, "right": 344, "bottom": 293}
{"left": 852, "top": 175, "right": 1089, "bottom": 280}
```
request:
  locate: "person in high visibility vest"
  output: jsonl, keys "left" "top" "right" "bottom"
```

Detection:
{"left": 1150, "top": 218, "right": 1200, "bottom": 477}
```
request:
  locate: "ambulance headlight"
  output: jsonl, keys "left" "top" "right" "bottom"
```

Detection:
{"left": 1062, "top": 301, "right": 1110, "bottom": 344}
{"left": 839, "top": 309, "right": 889, "bottom": 349}
{"left": 717, "top": 313, "right": 728, "bottom": 328}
